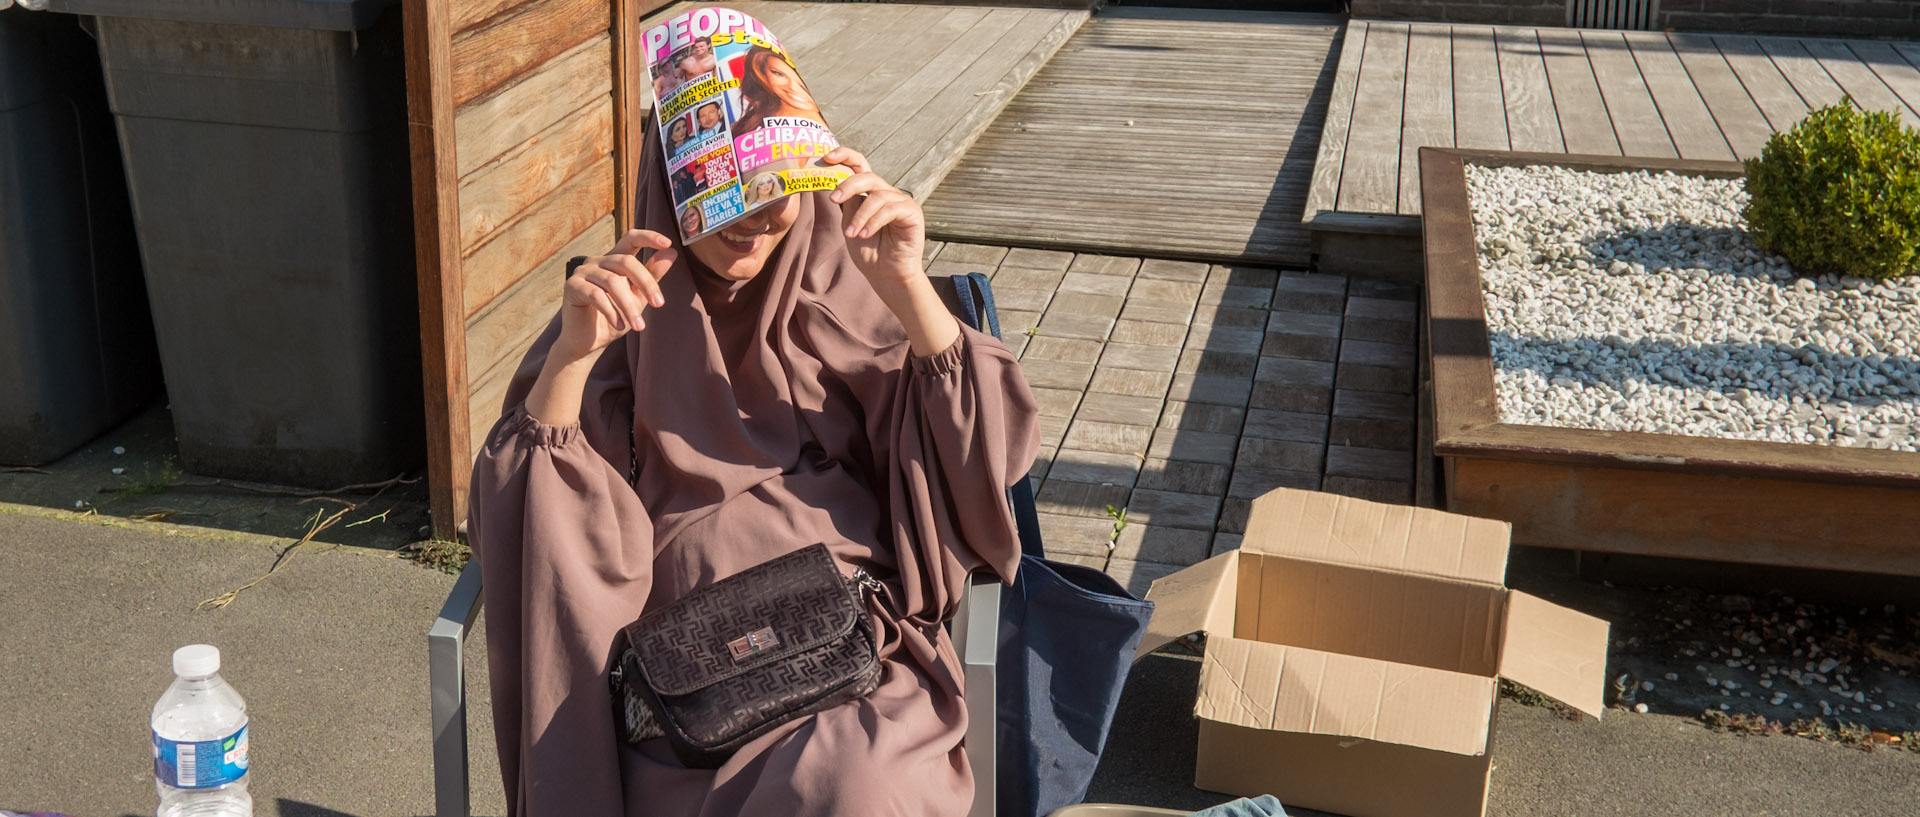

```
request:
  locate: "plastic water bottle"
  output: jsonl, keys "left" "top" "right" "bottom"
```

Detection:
{"left": 152, "top": 645, "right": 252, "bottom": 817}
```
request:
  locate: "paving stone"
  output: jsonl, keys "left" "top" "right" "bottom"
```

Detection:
{"left": 1023, "top": 336, "right": 1104, "bottom": 365}
{"left": 1273, "top": 272, "right": 1346, "bottom": 314}
{"left": 1325, "top": 445, "right": 1414, "bottom": 482}
{"left": 1322, "top": 475, "right": 1413, "bottom": 505}
{"left": 1074, "top": 392, "right": 1163, "bottom": 426}
{"left": 1099, "top": 342, "right": 1182, "bottom": 372}
{"left": 1211, "top": 532, "right": 1244, "bottom": 556}
{"left": 1340, "top": 339, "right": 1416, "bottom": 369}
{"left": 1037, "top": 511, "right": 1121, "bottom": 557}
{"left": 1047, "top": 291, "right": 1125, "bottom": 318}
{"left": 1266, "top": 310, "right": 1344, "bottom": 337}
{"left": 1125, "top": 488, "right": 1222, "bottom": 531}
{"left": 1168, "top": 373, "right": 1253, "bottom": 406}
{"left": 1190, "top": 304, "right": 1269, "bottom": 329}
{"left": 1129, "top": 279, "right": 1204, "bottom": 303}
{"left": 1063, "top": 419, "right": 1153, "bottom": 456}
{"left": 1332, "top": 389, "right": 1416, "bottom": 421}
{"left": 1119, "top": 299, "right": 1197, "bottom": 325}
{"left": 1208, "top": 265, "right": 1280, "bottom": 289}
{"left": 1237, "top": 437, "right": 1325, "bottom": 472}
{"left": 1218, "top": 499, "right": 1252, "bottom": 533}
{"left": 1346, "top": 296, "right": 1418, "bottom": 322}
{"left": 1228, "top": 464, "right": 1322, "bottom": 499}
{"left": 1147, "top": 428, "right": 1239, "bottom": 465}
{"left": 1335, "top": 362, "right": 1416, "bottom": 394}
{"left": 1036, "top": 414, "right": 1069, "bottom": 449}
{"left": 1249, "top": 383, "right": 1332, "bottom": 414}
{"left": 1021, "top": 359, "right": 1094, "bottom": 391}
{"left": 923, "top": 241, "right": 945, "bottom": 263}
{"left": 991, "top": 266, "right": 1068, "bottom": 292}
{"left": 1003, "top": 333, "right": 1030, "bottom": 358}
{"left": 1177, "top": 349, "right": 1259, "bottom": 379}
{"left": 1109, "top": 319, "right": 1189, "bottom": 347}
{"left": 999, "top": 309, "right": 1039, "bottom": 337}
{"left": 1114, "top": 523, "right": 1213, "bottom": 565}
{"left": 927, "top": 259, "right": 998, "bottom": 278}
{"left": 1138, "top": 258, "right": 1211, "bottom": 282}
{"left": 992, "top": 286, "right": 1056, "bottom": 314}
{"left": 1260, "top": 331, "right": 1340, "bottom": 362}
{"left": 1028, "top": 387, "right": 1082, "bottom": 419}
{"left": 937, "top": 243, "right": 1010, "bottom": 266}
{"left": 1089, "top": 367, "right": 1173, "bottom": 397}
{"left": 1243, "top": 408, "right": 1328, "bottom": 443}
{"left": 1342, "top": 315, "right": 1418, "bottom": 346}
{"left": 1346, "top": 278, "right": 1417, "bottom": 300}
{"left": 1276, "top": 270, "right": 1348, "bottom": 294}
{"left": 1029, "top": 445, "right": 1056, "bottom": 482}
{"left": 1037, "top": 478, "right": 1134, "bottom": 519}
{"left": 1059, "top": 271, "right": 1133, "bottom": 297}
{"left": 1046, "top": 449, "right": 1145, "bottom": 487}
{"left": 1159, "top": 401, "right": 1246, "bottom": 434}
{"left": 1198, "top": 283, "right": 1274, "bottom": 310}
{"left": 1068, "top": 254, "right": 1142, "bottom": 277}
{"left": 1002, "top": 247, "right": 1074, "bottom": 271}
{"left": 1036, "top": 313, "right": 1115, "bottom": 340}
{"left": 1051, "top": 554, "right": 1181, "bottom": 598}
{"left": 1255, "top": 357, "right": 1336, "bottom": 389}
{"left": 1184, "top": 324, "right": 1265, "bottom": 356}
{"left": 1136, "top": 458, "right": 1231, "bottom": 496}
{"left": 1330, "top": 416, "right": 1415, "bottom": 451}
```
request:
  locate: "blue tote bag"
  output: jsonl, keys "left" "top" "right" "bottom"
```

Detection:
{"left": 945, "top": 272, "right": 1157, "bottom": 817}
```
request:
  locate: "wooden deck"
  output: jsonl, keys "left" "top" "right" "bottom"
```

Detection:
{"left": 1309, "top": 22, "right": 1920, "bottom": 230}
{"left": 737, "top": 1, "right": 1087, "bottom": 200}
{"left": 921, "top": 8, "right": 1344, "bottom": 267}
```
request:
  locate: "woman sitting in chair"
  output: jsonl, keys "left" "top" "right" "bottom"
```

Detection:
{"left": 467, "top": 116, "right": 1038, "bottom": 815}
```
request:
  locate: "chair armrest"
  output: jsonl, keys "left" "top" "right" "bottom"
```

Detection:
{"left": 952, "top": 571, "right": 999, "bottom": 817}
{"left": 430, "top": 560, "right": 484, "bottom": 817}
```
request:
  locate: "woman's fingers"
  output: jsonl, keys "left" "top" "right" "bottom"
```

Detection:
{"left": 842, "top": 188, "right": 913, "bottom": 239}
{"left": 613, "top": 228, "right": 673, "bottom": 257}
{"left": 829, "top": 172, "right": 891, "bottom": 204}
{"left": 581, "top": 267, "right": 648, "bottom": 332}
{"left": 823, "top": 146, "right": 872, "bottom": 176}
{"left": 605, "top": 253, "right": 665, "bottom": 309}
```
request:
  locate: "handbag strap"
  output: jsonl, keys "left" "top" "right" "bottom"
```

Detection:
{"left": 948, "top": 273, "right": 1045, "bottom": 560}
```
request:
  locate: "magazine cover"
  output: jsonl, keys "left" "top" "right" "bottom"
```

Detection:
{"left": 644, "top": 7, "right": 852, "bottom": 242}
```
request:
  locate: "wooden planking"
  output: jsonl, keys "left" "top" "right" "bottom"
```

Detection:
{"left": 453, "top": 0, "right": 530, "bottom": 34}
{"left": 1625, "top": 32, "right": 1733, "bottom": 160}
{"left": 1758, "top": 36, "right": 1848, "bottom": 111}
{"left": 1713, "top": 36, "right": 1810, "bottom": 133}
{"left": 451, "top": 0, "right": 604, "bottom": 107}
{"left": 1536, "top": 26, "right": 1617, "bottom": 157}
{"left": 464, "top": 215, "right": 616, "bottom": 459}
{"left": 463, "top": 154, "right": 617, "bottom": 317}
{"left": 1336, "top": 23, "right": 1409, "bottom": 215}
{"left": 782, "top": 4, "right": 922, "bottom": 122}
{"left": 836, "top": 9, "right": 1029, "bottom": 162}
{"left": 1304, "top": 20, "right": 1366, "bottom": 220}
{"left": 1493, "top": 27, "right": 1565, "bottom": 154}
{"left": 1398, "top": 24, "right": 1455, "bottom": 214}
{"left": 1450, "top": 26, "right": 1510, "bottom": 151}
{"left": 1582, "top": 29, "right": 1677, "bottom": 159}
{"left": 819, "top": 7, "right": 992, "bottom": 126}
{"left": 1802, "top": 38, "right": 1917, "bottom": 120}
{"left": 1667, "top": 33, "right": 1774, "bottom": 160}
{"left": 455, "top": 33, "right": 612, "bottom": 177}
{"left": 459, "top": 97, "right": 614, "bottom": 250}
{"left": 1851, "top": 40, "right": 1920, "bottom": 121}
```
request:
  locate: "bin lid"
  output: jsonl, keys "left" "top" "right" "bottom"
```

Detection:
{"left": 44, "top": 0, "right": 397, "bottom": 31}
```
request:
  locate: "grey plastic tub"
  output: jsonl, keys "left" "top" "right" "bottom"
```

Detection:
{"left": 62, "top": 0, "right": 423, "bottom": 486}
{"left": 0, "top": 9, "right": 160, "bottom": 465}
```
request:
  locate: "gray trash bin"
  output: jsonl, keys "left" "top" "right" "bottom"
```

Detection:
{"left": 0, "top": 8, "right": 161, "bottom": 465}
{"left": 47, "top": 0, "right": 423, "bottom": 487}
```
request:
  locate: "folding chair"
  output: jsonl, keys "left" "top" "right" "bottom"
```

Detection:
{"left": 430, "top": 274, "right": 1004, "bottom": 817}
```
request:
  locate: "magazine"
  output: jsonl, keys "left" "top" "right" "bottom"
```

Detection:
{"left": 644, "top": 7, "right": 852, "bottom": 242}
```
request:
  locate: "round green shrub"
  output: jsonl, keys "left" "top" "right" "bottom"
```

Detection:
{"left": 1743, "top": 100, "right": 1920, "bottom": 281}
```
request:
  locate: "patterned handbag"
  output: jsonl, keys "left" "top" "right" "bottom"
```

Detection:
{"left": 609, "top": 543, "right": 885, "bottom": 768}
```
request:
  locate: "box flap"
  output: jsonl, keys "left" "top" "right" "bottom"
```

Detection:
{"left": 1135, "top": 550, "right": 1239, "bottom": 662}
{"left": 1196, "top": 636, "right": 1495, "bottom": 757}
{"left": 1498, "top": 590, "right": 1611, "bottom": 720}
{"left": 1242, "top": 488, "right": 1511, "bottom": 585}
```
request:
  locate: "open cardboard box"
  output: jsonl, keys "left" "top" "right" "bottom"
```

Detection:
{"left": 1137, "top": 488, "right": 1611, "bottom": 817}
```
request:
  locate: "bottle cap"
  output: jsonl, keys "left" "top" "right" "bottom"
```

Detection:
{"left": 173, "top": 644, "right": 221, "bottom": 678}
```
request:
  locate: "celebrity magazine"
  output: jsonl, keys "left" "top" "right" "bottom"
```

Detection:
{"left": 645, "top": 7, "right": 851, "bottom": 242}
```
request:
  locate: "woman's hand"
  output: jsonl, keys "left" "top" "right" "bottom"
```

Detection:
{"left": 555, "top": 229, "right": 678, "bottom": 363}
{"left": 825, "top": 147, "right": 925, "bottom": 290}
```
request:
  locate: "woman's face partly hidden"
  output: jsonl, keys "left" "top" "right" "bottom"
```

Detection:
{"left": 762, "top": 59, "right": 815, "bottom": 114}
{"left": 687, "top": 195, "right": 798, "bottom": 281}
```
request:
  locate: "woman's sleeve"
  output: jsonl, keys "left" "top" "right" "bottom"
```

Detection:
{"left": 466, "top": 327, "right": 655, "bottom": 815}
{"left": 883, "top": 322, "right": 1040, "bottom": 607}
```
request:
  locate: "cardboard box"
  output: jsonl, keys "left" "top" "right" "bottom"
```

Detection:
{"left": 1137, "top": 488, "right": 1610, "bottom": 817}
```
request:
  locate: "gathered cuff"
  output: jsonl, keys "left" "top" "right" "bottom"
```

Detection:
{"left": 498, "top": 402, "right": 585, "bottom": 449}
{"left": 909, "top": 325, "right": 968, "bottom": 377}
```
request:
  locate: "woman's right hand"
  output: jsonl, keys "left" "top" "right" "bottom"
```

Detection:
{"left": 555, "top": 229, "right": 678, "bottom": 363}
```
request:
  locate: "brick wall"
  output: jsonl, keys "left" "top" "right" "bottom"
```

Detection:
{"left": 1348, "top": 0, "right": 1920, "bottom": 39}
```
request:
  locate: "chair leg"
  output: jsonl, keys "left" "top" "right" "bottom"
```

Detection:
{"left": 430, "top": 623, "right": 470, "bottom": 817}
{"left": 955, "top": 576, "right": 1000, "bottom": 817}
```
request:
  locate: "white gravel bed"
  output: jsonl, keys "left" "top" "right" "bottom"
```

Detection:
{"left": 1466, "top": 164, "right": 1920, "bottom": 452}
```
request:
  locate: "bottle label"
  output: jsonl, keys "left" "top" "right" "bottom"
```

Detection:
{"left": 152, "top": 724, "right": 248, "bottom": 789}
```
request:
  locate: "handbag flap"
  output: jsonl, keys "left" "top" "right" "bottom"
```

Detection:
{"left": 628, "top": 544, "right": 862, "bottom": 696}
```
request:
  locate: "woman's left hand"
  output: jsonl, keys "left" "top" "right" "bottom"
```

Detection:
{"left": 825, "top": 147, "right": 925, "bottom": 289}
